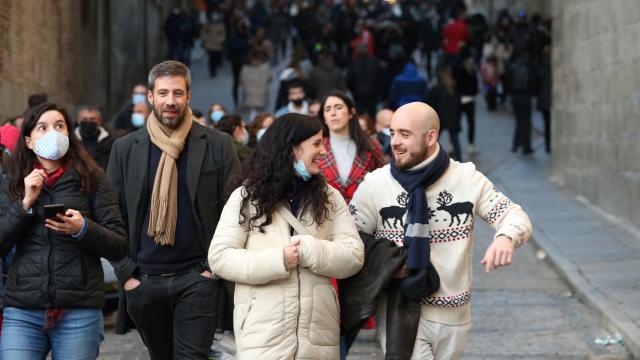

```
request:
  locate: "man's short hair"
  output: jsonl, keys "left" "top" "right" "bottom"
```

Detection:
{"left": 287, "top": 80, "right": 304, "bottom": 92}
{"left": 28, "top": 93, "right": 48, "bottom": 109}
{"left": 147, "top": 60, "right": 192, "bottom": 91}
{"left": 77, "top": 104, "right": 101, "bottom": 114}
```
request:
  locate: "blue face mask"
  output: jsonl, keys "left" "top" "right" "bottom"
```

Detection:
{"left": 211, "top": 111, "right": 224, "bottom": 124}
{"left": 132, "top": 94, "right": 146, "bottom": 105}
{"left": 381, "top": 128, "right": 391, "bottom": 136}
{"left": 256, "top": 128, "right": 267, "bottom": 141}
{"left": 293, "top": 151, "right": 311, "bottom": 181}
{"left": 131, "top": 113, "right": 145, "bottom": 128}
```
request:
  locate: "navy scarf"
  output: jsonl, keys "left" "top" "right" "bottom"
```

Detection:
{"left": 390, "top": 146, "right": 450, "bottom": 299}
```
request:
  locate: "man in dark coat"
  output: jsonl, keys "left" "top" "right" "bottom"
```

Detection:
{"left": 74, "top": 105, "right": 121, "bottom": 170}
{"left": 107, "top": 60, "right": 239, "bottom": 359}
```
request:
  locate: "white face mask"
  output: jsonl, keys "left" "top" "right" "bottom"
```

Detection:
{"left": 33, "top": 131, "right": 69, "bottom": 161}
{"left": 381, "top": 128, "right": 391, "bottom": 136}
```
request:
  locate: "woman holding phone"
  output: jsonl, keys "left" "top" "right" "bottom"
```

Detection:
{"left": 209, "top": 113, "right": 364, "bottom": 359}
{"left": 0, "top": 103, "right": 127, "bottom": 359}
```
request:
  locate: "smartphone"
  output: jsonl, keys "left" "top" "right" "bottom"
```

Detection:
{"left": 44, "top": 204, "right": 66, "bottom": 220}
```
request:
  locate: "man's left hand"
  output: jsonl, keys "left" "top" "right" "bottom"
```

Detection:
{"left": 200, "top": 270, "right": 214, "bottom": 279}
{"left": 480, "top": 235, "right": 514, "bottom": 273}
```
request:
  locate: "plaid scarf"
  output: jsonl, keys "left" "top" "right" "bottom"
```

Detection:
{"left": 318, "top": 137, "right": 381, "bottom": 200}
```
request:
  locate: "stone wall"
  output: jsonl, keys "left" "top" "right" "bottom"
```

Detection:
{"left": 0, "top": 0, "right": 170, "bottom": 119}
{"left": 552, "top": 0, "right": 640, "bottom": 231}
{"left": 0, "top": 1, "right": 86, "bottom": 117}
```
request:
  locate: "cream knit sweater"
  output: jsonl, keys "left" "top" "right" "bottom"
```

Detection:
{"left": 349, "top": 153, "right": 532, "bottom": 325}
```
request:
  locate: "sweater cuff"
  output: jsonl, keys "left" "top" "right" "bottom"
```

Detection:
{"left": 71, "top": 218, "right": 89, "bottom": 240}
{"left": 495, "top": 223, "right": 527, "bottom": 247}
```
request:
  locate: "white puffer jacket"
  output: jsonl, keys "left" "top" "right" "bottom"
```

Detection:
{"left": 209, "top": 186, "right": 364, "bottom": 359}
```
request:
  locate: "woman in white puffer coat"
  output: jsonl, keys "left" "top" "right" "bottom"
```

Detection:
{"left": 209, "top": 113, "right": 364, "bottom": 360}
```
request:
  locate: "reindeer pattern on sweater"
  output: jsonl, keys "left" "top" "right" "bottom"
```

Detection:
{"left": 349, "top": 159, "right": 532, "bottom": 325}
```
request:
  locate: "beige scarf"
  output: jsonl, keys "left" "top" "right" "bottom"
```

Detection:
{"left": 146, "top": 108, "right": 193, "bottom": 246}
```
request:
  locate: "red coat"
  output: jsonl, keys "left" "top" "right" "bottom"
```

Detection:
{"left": 319, "top": 137, "right": 382, "bottom": 204}
{"left": 442, "top": 19, "right": 469, "bottom": 55}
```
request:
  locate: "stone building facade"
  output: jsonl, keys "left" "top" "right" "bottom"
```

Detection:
{"left": 0, "top": 0, "right": 171, "bottom": 119}
{"left": 552, "top": 0, "right": 640, "bottom": 232}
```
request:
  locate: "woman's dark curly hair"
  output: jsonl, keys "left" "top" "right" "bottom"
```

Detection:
{"left": 228, "top": 113, "right": 331, "bottom": 232}
{"left": 8, "top": 103, "right": 100, "bottom": 201}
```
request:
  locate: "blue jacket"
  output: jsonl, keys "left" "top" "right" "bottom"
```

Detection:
{"left": 388, "top": 63, "right": 428, "bottom": 110}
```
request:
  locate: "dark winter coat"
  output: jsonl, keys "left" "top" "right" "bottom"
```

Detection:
{"left": 0, "top": 169, "right": 127, "bottom": 309}
{"left": 428, "top": 85, "right": 462, "bottom": 133}
{"left": 106, "top": 123, "right": 240, "bottom": 334}
{"left": 338, "top": 233, "right": 421, "bottom": 359}
{"left": 455, "top": 65, "right": 479, "bottom": 97}
{"left": 387, "top": 63, "right": 428, "bottom": 110}
{"left": 347, "top": 55, "right": 379, "bottom": 97}
{"left": 309, "top": 59, "right": 346, "bottom": 101}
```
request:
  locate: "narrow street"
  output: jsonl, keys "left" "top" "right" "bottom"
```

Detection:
{"left": 97, "top": 47, "right": 631, "bottom": 360}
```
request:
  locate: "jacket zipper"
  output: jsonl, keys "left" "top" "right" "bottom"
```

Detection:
{"left": 46, "top": 191, "right": 54, "bottom": 305}
{"left": 240, "top": 295, "right": 256, "bottom": 331}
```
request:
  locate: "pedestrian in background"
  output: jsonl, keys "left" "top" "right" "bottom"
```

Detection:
{"left": 537, "top": 46, "right": 552, "bottom": 153}
{"left": 217, "top": 114, "right": 253, "bottom": 163}
{"left": 201, "top": 11, "right": 226, "bottom": 78}
{"left": 455, "top": 48, "right": 479, "bottom": 156}
{"left": 247, "top": 112, "right": 274, "bottom": 148}
{"left": 0, "top": 103, "right": 127, "bottom": 358}
{"left": 209, "top": 113, "right": 364, "bottom": 359}
{"left": 387, "top": 62, "right": 428, "bottom": 110}
{"left": 319, "top": 90, "right": 383, "bottom": 205}
{"left": 507, "top": 54, "right": 535, "bottom": 154}
{"left": 429, "top": 66, "right": 462, "bottom": 161}
{"left": 240, "top": 48, "right": 272, "bottom": 121}
{"left": 207, "top": 102, "right": 228, "bottom": 128}
{"left": 227, "top": 18, "right": 251, "bottom": 107}
{"left": 74, "top": 105, "right": 121, "bottom": 170}
{"left": 113, "top": 84, "right": 148, "bottom": 133}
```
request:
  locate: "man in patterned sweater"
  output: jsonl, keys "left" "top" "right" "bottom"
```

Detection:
{"left": 349, "top": 102, "right": 532, "bottom": 359}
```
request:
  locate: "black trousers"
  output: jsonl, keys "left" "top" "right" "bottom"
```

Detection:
{"left": 460, "top": 101, "right": 476, "bottom": 145}
{"left": 231, "top": 61, "right": 243, "bottom": 106}
{"left": 126, "top": 270, "right": 218, "bottom": 360}
{"left": 207, "top": 50, "right": 222, "bottom": 77}
{"left": 511, "top": 95, "right": 533, "bottom": 152}
{"left": 541, "top": 109, "right": 551, "bottom": 152}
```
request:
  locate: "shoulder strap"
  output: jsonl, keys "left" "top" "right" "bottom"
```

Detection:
{"left": 276, "top": 206, "right": 312, "bottom": 236}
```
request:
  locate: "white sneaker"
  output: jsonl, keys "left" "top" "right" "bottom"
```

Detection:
{"left": 468, "top": 144, "right": 480, "bottom": 156}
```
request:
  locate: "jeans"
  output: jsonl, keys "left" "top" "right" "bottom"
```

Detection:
{"left": 126, "top": 270, "right": 218, "bottom": 360}
{"left": 0, "top": 307, "right": 103, "bottom": 360}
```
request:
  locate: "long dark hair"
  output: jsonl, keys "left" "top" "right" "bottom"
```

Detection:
{"left": 228, "top": 113, "right": 331, "bottom": 232}
{"left": 319, "top": 90, "right": 377, "bottom": 158}
{"left": 8, "top": 103, "right": 100, "bottom": 201}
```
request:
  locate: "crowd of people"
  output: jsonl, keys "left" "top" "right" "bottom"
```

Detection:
{"left": 0, "top": 0, "right": 548, "bottom": 359}
{"left": 153, "top": 0, "right": 552, "bottom": 166}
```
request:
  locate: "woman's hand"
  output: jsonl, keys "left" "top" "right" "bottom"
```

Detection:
{"left": 283, "top": 238, "right": 300, "bottom": 270}
{"left": 45, "top": 209, "right": 85, "bottom": 236}
{"left": 22, "top": 169, "right": 47, "bottom": 210}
